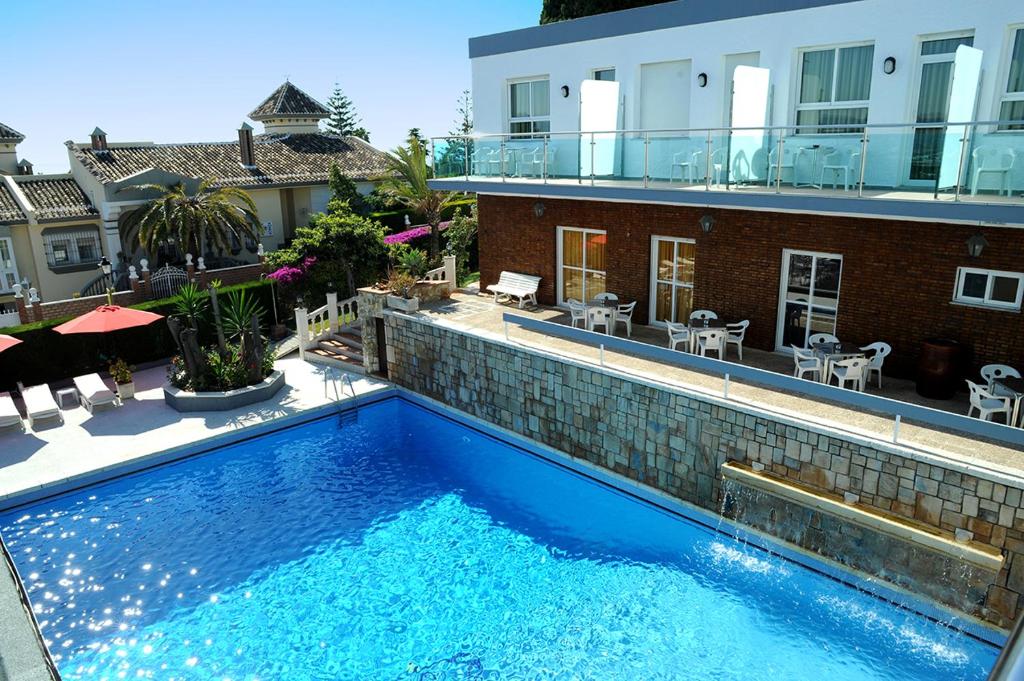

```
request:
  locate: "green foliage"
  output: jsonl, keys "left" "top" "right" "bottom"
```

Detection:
{"left": 443, "top": 204, "right": 478, "bottom": 284}
{"left": 396, "top": 248, "right": 429, "bottom": 278}
{"left": 169, "top": 341, "right": 273, "bottom": 392}
{"left": 118, "top": 181, "right": 261, "bottom": 261}
{"left": 386, "top": 272, "right": 418, "bottom": 299}
{"left": 437, "top": 90, "right": 474, "bottom": 176}
{"left": 173, "top": 282, "right": 209, "bottom": 329}
{"left": 407, "top": 128, "right": 426, "bottom": 148}
{"left": 108, "top": 358, "right": 134, "bottom": 385}
{"left": 327, "top": 163, "right": 366, "bottom": 214}
{"left": 221, "top": 288, "right": 267, "bottom": 340}
{"left": 539, "top": 0, "right": 669, "bottom": 24}
{"left": 323, "top": 84, "right": 370, "bottom": 141}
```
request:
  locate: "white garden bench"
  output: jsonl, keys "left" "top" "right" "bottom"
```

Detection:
{"left": 486, "top": 271, "right": 541, "bottom": 309}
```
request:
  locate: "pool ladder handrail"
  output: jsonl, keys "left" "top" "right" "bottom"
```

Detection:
{"left": 323, "top": 368, "right": 357, "bottom": 415}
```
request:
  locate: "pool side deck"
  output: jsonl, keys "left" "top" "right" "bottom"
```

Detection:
{"left": 0, "top": 357, "right": 390, "bottom": 509}
{"left": 419, "top": 292, "right": 1024, "bottom": 484}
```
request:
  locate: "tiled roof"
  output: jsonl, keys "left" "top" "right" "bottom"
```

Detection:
{"left": 13, "top": 176, "right": 98, "bottom": 221}
{"left": 69, "top": 133, "right": 392, "bottom": 188}
{"left": 0, "top": 123, "right": 25, "bottom": 142}
{"left": 249, "top": 82, "right": 329, "bottom": 120}
{"left": 0, "top": 183, "right": 26, "bottom": 223}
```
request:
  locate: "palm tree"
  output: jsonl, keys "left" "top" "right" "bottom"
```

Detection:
{"left": 378, "top": 137, "right": 463, "bottom": 260}
{"left": 119, "top": 181, "right": 261, "bottom": 261}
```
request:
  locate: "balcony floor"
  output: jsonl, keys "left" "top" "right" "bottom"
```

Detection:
{"left": 418, "top": 291, "right": 1024, "bottom": 480}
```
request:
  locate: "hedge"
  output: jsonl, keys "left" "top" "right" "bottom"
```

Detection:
{"left": 370, "top": 197, "right": 476, "bottom": 233}
{"left": 0, "top": 280, "right": 278, "bottom": 391}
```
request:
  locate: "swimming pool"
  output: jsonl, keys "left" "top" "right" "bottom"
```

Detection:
{"left": 0, "top": 396, "right": 999, "bottom": 680}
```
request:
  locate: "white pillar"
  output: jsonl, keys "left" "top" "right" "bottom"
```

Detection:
{"left": 102, "top": 220, "right": 122, "bottom": 262}
{"left": 295, "top": 306, "right": 309, "bottom": 360}
{"left": 326, "top": 291, "right": 339, "bottom": 334}
{"left": 443, "top": 254, "right": 457, "bottom": 292}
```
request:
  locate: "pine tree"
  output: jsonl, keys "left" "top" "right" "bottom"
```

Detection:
{"left": 438, "top": 90, "right": 474, "bottom": 176}
{"left": 407, "top": 128, "right": 427, "bottom": 148}
{"left": 323, "top": 84, "right": 370, "bottom": 142}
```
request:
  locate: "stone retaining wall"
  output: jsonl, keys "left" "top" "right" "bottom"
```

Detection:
{"left": 383, "top": 311, "right": 1024, "bottom": 628}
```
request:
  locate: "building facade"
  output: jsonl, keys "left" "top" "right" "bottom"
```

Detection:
{"left": 0, "top": 82, "right": 390, "bottom": 313}
{"left": 431, "top": 0, "right": 1024, "bottom": 375}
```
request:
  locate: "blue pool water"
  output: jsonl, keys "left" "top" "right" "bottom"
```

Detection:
{"left": 0, "top": 397, "right": 999, "bottom": 680}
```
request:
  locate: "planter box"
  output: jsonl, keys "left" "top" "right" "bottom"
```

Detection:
{"left": 116, "top": 382, "right": 135, "bottom": 400}
{"left": 386, "top": 295, "right": 419, "bottom": 312}
{"left": 163, "top": 370, "right": 286, "bottom": 413}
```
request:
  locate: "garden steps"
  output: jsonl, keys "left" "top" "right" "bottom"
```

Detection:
{"left": 317, "top": 337, "right": 363, "bottom": 362}
{"left": 307, "top": 347, "right": 365, "bottom": 373}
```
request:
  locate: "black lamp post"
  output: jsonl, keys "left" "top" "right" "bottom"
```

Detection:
{"left": 98, "top": 256, "right": 113, "bottom": 304}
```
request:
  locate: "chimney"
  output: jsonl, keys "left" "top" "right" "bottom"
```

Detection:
{"left": 90, "top": 127, "right": 108, "bottom": 152}
{"left": 17, "top": 159, "right": 32, "bottom": 176}
{"left": 238, "top": 123, "right": 256, "bottom": 167}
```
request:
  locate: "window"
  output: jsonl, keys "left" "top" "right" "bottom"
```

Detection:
{"left": 508, "top": 78, "right": 550, "bottom": 136}
{"left": 0, "top": 237, "right": 19, "bottom": 292}
{"left": 640, "top": 60, "right": 691, "bottom": 130}
{"left": 42, "top": 228, "right": 103, "bottom": 269}
{"left": 954, "top": 267, "right": 1024, "bottom": 310}
{"left": 557, "top": 226, "right": 606, "bottom": 304}
{"left": 795, "top": 44, "right": 874, "bottom": 133}
{"left": 592, "top": 68, "right": 616, "bottom": 81}
{"left": 999, "top": 28, "right": 1024, "bottom": 130}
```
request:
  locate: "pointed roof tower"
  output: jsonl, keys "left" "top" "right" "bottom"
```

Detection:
{"left": 249, "top": 82, "right": 329, "bottom": 134}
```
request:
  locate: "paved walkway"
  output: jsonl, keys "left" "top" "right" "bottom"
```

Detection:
{"left": 0, "top": 357, "right": 389, "bottom": 508}
{"left": 421, "top": 292, "right": 1024, "bottom": 482}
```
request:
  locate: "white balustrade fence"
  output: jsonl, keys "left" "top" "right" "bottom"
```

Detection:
{"left": 295, "top": 291, "right": 360, "bottom": 359}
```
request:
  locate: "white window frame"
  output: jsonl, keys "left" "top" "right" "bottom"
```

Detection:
{"left": 953, "top": 267, "right": 1024, "bottom": 311}
{"left": 648, "top": 236, "right": 695, "bottom": 327}
{"left": 507, "top": 77, "right": 550, "bottom": 137}
{"left": 556, "top": 226, "right": 606, "bottom": 306}
{"left": 997, "top": 25, "right": 1024, "bottom": 131}
{"left": 794, "top": 42, "right": 874, "bottom": 133}
{"left": 592, "top": 67, "right": 616, "bottom": 82}
{"left": 0, "top": 237, "right": 20, "bottom": 293}
{"left": 42, "top": 228, "right": 103, "bottom": 269}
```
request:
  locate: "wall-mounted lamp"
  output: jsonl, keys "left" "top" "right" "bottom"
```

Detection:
{"left": 699, "top": 214, "right": 715, "bottom": 234}
{"left": 533, "top": 201, "right": 545, "bottom": 218}
{"left": 560, "top": 85, "right": 570, "bottom": 98}
{"left": 697, "top": 72, "right": 708, "bottom": 88}
{"left": 966, "top": 232, "right": 988, "bottom": 258}
{"left": 883, "top": 57, "right": 897, "bottom": 75}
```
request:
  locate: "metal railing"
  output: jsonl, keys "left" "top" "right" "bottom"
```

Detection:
{"left": 431, "top": 119, "right": 1024, "bottom": 203}
{"left": 501, "top": 313, "right": 1024, "bottom": 451}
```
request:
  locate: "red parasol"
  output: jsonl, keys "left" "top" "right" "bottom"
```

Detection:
{"left": 0, "top": 334, "right": 22, "bottom": 353}
{"left": 53, "top": 305, "right": 164, "bottom": 335}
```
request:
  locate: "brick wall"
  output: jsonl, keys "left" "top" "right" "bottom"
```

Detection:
{"left": 478, "top": 195, "right": 1024, "bottom": 376}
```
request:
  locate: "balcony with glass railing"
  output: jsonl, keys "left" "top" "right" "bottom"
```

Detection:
{"left": 430, "top": 121, "right": 1024, "bottom": 213}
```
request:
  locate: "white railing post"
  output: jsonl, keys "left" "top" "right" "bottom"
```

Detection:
{"left": 724, "top": 373, "right": 730, "bottom": 399}
{"left": 443, "top": 254, "right": 457, "bottom": 292}
{"left": 893, "top": 414, "right": 901, "bottom": 443}
{"left": 857, "top": 128, "right": 869, "bottom": 198}
{"left": 599, "top": 344, "right": 605, "bottom": 367}
{"left": 295, "top": 306, "right": 309, "bottom": 360}
{"left": 326, "top": 291, "right": 339, "bottom": 335}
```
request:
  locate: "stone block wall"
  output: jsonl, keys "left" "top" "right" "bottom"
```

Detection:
{"left": 384, "top": 311, "right": 1024, "bottom": 627}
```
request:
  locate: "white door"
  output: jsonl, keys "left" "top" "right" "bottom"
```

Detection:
{"left": 648, "top": 236, "right": 695, "bottom": 326}
{"left": 775, "top": 249, "right": 843, "bottom": 350}
{"left": 556, "top": 226, "right": 607, "bottom": 305}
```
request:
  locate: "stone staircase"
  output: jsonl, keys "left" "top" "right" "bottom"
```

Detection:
{"left": 306, "top": 324, "right": 365, "bottom": 373}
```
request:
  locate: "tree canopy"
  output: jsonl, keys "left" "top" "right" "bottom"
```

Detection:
{"left": 323, "top": 84, "right": 370, "bottom": 141}
{"left": 540, "top": 0, "right": 671, "bottom": 24}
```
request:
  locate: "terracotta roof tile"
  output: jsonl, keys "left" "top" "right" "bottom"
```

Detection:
{"left": 13, "top": 176, "right": 98, "bottom": 221}
{"left": 0, "top": 183, "right": 26, "bottom": 223}
{"left": 249, "top": 82, "right": 329, "bottom": 120}
{"left": 69, "top": 133, "right": 391, "bottom": 188}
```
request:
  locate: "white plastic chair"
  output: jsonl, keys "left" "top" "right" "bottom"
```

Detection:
{"left": 667, "top": 321, "right": 691, "bottom": 352}
{"left": 708, "top": 148, "right": 726, "bottom": 187}
{"left": 792, "top": 345, "right": 822, "bottom": 381}
{"left": 594, "top": 292, "right": 618, "bottom": 303}
{"left": 966, "top": 380, "right": 1013, "bottom": 423}
{"left": 808, "top": 332, "right": 839, "bottom": 346}
{"left": 695, "top": 329, "right": 726, "bottom": 360}
{"left": 615, "top": 301, "right": 636, "bottom": 337}
{"left": 567, "top": 299, "right": 587, "bottom": 329}
{"left": 859, "top": 342, "right": 892, "bottom": 389}
{"left": 829, "top": 357, "right": 868, "bottom": 391}
{"left": 689, "top": 309, "right": 718, "bottom": 322}
{"left": 767, "top": 146, "right": 796, "bottom": 186}
{"left": 980, "top": 364, "right": 1020, "bottom": 393}
{"left": 970, "top": 147, "right": 1016, "bottom": 197}
{"left": 670, "top": 150, "right": 702, "bottom": 183}
{"left": 726, "top": 320, "right": 750, "bottom": 361}
{"left": 820, "top": 149, "right": 861, "bottom": 191}
{"left": 587, "top": 307, "right": 614, "bottom": 335}
{"left": 471, "top": 148, "right": 499, "bottom": 176}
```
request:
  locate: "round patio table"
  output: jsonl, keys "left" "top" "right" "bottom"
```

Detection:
{"left": 688, "top": 319, "right": 727, "bottom": 352}
{"left": 585, "top": 299, "right": 618, "bottom": 334}
{"left": 813, "top": 341, "right": 866, "bottom": 385}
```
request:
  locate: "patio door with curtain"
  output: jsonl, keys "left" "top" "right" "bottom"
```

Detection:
{"left": 557, "top": 226, "right": 606, "bottom": 305}
{"left": 908, "top": 35, "right": 974, "bottom": 184}
{"left": 775, "top": 250, "right": 843, "bottom": 350}
{"left": 648, "top": 236, "right": 695, "bottom": 326}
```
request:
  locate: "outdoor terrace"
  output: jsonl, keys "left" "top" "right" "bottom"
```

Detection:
{"left": 419, "top": 291, "right": 1024, "bottom": 475}
{"left": 430, "top": 121, "right": 1024, "bottom": 226}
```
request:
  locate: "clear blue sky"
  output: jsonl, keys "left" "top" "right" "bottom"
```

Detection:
{"left": 6, "top": 0, "right": 541, "bottom": 174}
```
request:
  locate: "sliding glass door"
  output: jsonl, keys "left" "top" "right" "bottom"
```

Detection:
{"left": 648, "top": 236, "right": 695, "bottom": 326}
{"left": 557, "top": 226, "right": 606, "bottom": 305}
{"left": 776, "top": 250, "right": 843, "bottom": 350}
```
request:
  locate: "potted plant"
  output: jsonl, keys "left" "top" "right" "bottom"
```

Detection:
{"left": 385, "top": 272, "right": 420, "bottom": 312}
{"left": 109, "top": 358, "right": 136, "bottom": 400}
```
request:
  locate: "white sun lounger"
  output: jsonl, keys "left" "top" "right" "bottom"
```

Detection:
{"left": 0, "top": 392, "right": 24, "bottom": 431}
{"left": 19, "top": 383, "right": 62, "bottom": 428}
{"left": 73, "top": 373, "right": 119, "bottom": 413}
